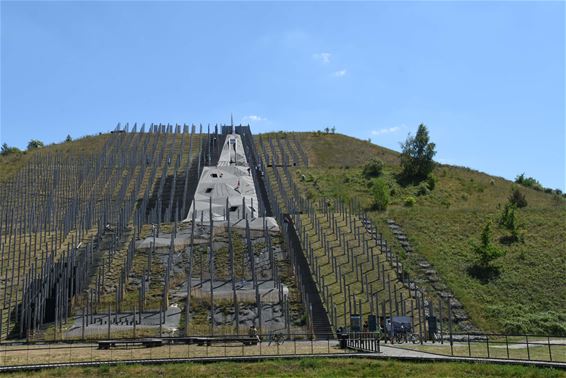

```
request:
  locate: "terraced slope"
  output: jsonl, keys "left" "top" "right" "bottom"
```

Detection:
{"left": 0, "top": 125, "right": 205, "bottom": 339}
{"left": 256, "top": 135, "right": 435, "bottom": 337}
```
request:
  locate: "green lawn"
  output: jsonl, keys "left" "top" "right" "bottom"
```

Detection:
{"left": 5, "top": 358, "right": 565, "bottom": 377}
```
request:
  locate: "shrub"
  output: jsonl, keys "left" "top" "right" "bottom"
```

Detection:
{"left": 404, "top": 196, "right": 416, "bottom": 207}
{"left": 27, "top": 139, "right": 44, "bottom": 150}
{"left": 416, "top": 182, "right": 430, "bottom": 196}
{"left": 0, "top": 143, "right": 21, "bottom": 156}
{"left": 515, "top": 173, "right": 543, "bottom": 191}
{"left": 509, "top": 187, "right": 528, "bottom": 208}
{"left": 371, "top": 178, "right": 389, "bottom": 210}
{"left": 498, "top": 203, "right": 523, "bottom": 243}
{"left": 362, "top": 158, "right": 384, "bottom": 178}
{"left": 425, "top": 173, "right": 437, "bottom": 190}
{"left": 472, "top": 221, "right": 505, "bottom": 268}
{"left": 498, "top": 203, "right": 515, "bottom": 228}
{"left": 399, "top": 124, "right": 436, "bottom": 181}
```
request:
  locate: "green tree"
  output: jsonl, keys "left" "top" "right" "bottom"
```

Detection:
{"left": 473, "top": 221, "right": 505, "bottom": 268}
{"left": 371, "top": 178, "right": 389, "bottom": 210}
{"left": 399, "top": 124, "right": 436, "bottom": 181}
{"left": 27, "top": 139, "right": 44, "bottom": 150}
{"left": 498, "top": 203, "right": 523, "bottom": 243}
{"left": 362, "top": 158, "right": 384, "bottom": 178}
{"left": 65, "top": 134, "right": 73, "bottom": 142}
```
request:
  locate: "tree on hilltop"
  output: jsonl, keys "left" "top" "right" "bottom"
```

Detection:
{"left": 27, "top": 139, "right": 44, "bottom": 150}
{"left": 1, "top": 143, "right": 21, "bottom": 156}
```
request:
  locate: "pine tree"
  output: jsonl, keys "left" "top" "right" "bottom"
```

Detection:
{"left": 473, "top": 221, "right": 505, "bottom": 268}
{"left": 400, "top": 124, "right": 436, "bottom": 181}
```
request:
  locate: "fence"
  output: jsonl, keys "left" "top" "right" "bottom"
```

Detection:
{"left": 388, "top": 332, "right": 566, "bottom": 363}
{"left": 0, "top": 331, "right": 563, "bottom": 369}
{"left": 0, "top": 333, "right": 354, "bottom": 368}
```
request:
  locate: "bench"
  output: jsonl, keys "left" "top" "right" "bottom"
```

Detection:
{"left": 97, "top": 338, "right": 163, "bottom": 350}
{"left": 173, "top": 336, "right": 259, "bottom": 346}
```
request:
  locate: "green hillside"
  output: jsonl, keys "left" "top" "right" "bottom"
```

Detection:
{"left": 0, "top": 134, "right": 111, "bottom": 183}
{"left": 2, "top": 131, "right": 564, "bottom": 336}
{"left": 265, "top": 132, "right": 566, "bottom": 335}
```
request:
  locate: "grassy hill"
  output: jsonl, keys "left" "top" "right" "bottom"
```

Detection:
{"left": 0, "top": 134, "right": 111, "bottom": 183}
{"left": 279, "top": 132, "right": 565, "bottom": 335}
{"left": 2, "top": 130, "right": 564, "bottom": 336}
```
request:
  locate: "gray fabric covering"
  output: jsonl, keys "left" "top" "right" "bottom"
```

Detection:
{"left": 184, "top": 133, "right": 279, "bottom": 231}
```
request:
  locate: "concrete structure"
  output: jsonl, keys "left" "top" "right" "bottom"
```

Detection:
{"left": 184, "top": 130, "right": 278, "bottom": 231}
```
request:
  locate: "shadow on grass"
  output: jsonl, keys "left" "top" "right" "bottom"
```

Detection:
{"left": 499, "top": 235, "right": 519, "bottom": 245}
{"left": 467, "top": 264, "right": 501, "bottom": 284}
{"left": 395, "top": 173, "right": 422, "bottom": 188}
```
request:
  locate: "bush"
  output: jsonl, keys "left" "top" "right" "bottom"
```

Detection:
{"left": 498, "top": 203, "right": 523, "bottom": 243}
{"left": 362, "top": 158, "right": 384, "bottom": 178}
{"left": 0, "top": 143, "right": 21, "bottom": 156}
{"left": 27, "top": 139, "right": 44, "bottom": 150}
{"left": 416, "top": 182, "right": 430, "bottom": 196}
{"left": 404, "top": 196, "right": 416, "bottom": 207}
{"left": 472, "top": 221, "right": 505, "bottom": 268}
{"left": 515, "top": 173, "right": 543, "bottom": 191}
{"left": 371, "top": 178, "right": 389, "bottom": 210}
{"left": 425, "top": 173, "right": 437, "bottom": 190}
{"left": 509, "top": 187, "right": 528, "bottom": 208}
{"left": 498, "top": 203, "right": 515, "bottom": 228}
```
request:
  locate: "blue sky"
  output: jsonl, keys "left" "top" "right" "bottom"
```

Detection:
{"left": 1, "top": 1, "right": 564, "bottom": 190}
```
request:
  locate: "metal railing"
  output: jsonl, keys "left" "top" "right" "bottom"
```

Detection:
{"left": 386, "top": 332, "right": 566, "bottom": 363}
{"left": 0, "top": 333, "right": 354, "bottom": 368}
{"left": 346, "top": 332, "right": 380, "bottom": 353}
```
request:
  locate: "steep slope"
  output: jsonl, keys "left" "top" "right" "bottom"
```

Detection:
{"left": 257, "top": 131, "right": 566, "bottom": 335}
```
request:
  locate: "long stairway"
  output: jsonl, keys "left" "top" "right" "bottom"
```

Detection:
{"left": 287, "top": 218, "right": 333, "bottom": 338}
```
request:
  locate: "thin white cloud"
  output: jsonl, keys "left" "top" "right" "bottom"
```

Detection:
{"left": 242, "top": 115, "right": 267, "bottom": 123}
{"left": 313, "top": 52, "right": 332, "bottom": 64}
{"left": 371, "top": 126, "right": 402, "bottom": 136}
{"left": 333, "top": 69, "right": 347, "bottom": 77}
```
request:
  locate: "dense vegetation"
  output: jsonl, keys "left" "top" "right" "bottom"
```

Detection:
{"left": 289, "top": 132, "right": 565, "bottom": 335}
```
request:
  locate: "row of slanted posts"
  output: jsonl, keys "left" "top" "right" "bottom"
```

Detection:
{"left": 255, "top": 132, "right": 450, "bottom": 342}
{"left": 0, "top": 123, "right": 205, "bottom": 340}
{"left": 257, "top": 134, "right": 308, "bottom": 167}
{"left": 182, "top": 193, "right": 288, "bottom": 336}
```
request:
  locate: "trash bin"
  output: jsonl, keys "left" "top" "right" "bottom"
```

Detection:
{"left": 338, "top": 333, "right": 348, "bottom": 349}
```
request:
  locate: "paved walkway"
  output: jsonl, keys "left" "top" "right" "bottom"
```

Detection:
{"left": 372, "top": 344, "right": 566, "bottom": 369}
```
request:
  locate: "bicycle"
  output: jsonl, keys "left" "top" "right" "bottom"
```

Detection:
{"left": 268, "top": 332, "right": 286, "bottom": 346}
